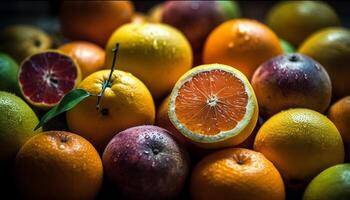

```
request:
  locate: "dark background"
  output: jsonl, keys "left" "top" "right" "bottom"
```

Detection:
{"left": 0, "top": 1, "right": 349, "bottom": 30}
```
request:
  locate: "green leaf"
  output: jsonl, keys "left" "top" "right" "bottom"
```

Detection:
{"left": 34, "top": 89, "right": 90, "bottom": 131}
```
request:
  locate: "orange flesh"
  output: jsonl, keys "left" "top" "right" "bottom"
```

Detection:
{"left": 175, "top": 69, "right": 248, "bottom": 135}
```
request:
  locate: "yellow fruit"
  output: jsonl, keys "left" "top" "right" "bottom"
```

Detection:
{"left": 254, "top": 108, "right": 344, "bottom": 189}
{"left": 105, "top": 23, "right": 192, "bottom": 100}
{"left": 298, "top": 27, "right": 350, "bottom": 97}
{"left": 267, "top": 1, "right": 340, "bottom": 46}
{"left": 66, "top": 70, "right": 155, "bottom": 151}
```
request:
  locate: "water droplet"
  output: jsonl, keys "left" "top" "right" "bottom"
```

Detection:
{"left": 59, "top": 144, "right": 65, "bottom": 149}
{"left": 237, "top": 24, "right": 248, "bottom": 36}
{"left": 145, "top": 135, "right": 150, "bottom": 139}
{"left": 315, "top": 64, "right": 321, "bottom": 71}
{"left": 228, "top": 42, "right": 235, "bottom": 48}
{"left": 273, "top": 66, "right": 277, "bottom": 70}
{"left": 304, "top": 74, "right": 308, "bottom": 80}
{"left": 294, "top": 74, "right": 299, "bottom": 79}
{"left": 153, "top": 40, "right": 158, "bottom": 49}
{"left": 144, "top": 150, "right": 150, "bottom": 155}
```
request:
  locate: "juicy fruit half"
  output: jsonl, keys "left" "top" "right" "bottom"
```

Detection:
{"left": 18, "top": 51, "right": 81, "bottom": 108}
{"left": 168, "top": 64, "right": 258, "bottom": 149}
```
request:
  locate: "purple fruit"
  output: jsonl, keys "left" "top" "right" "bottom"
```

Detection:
{"left": 161, "top": 1, "right": 240, "bottom": 65}
{"left": 251, "top": 53, "right": 332, "bottom": 118}
{"left": 102, "top": 125, "right": 190, "bottom": 200}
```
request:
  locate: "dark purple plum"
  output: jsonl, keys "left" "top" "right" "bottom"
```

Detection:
{"left": 161, "top": 1, "right": 240, "bottom": 65}
{"left": 251, "top": 53, "right": 332, "bottom": 118}
{"left": 102, "top": 125, "right": 190, "bottom": 200}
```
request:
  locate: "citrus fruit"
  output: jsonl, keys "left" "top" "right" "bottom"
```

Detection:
{"left": 60, "top": 1, "right": 133, "bottom": 46}
{"left": 0, "top": 91, "right": 41, "bottom": 166}
{"left": 15, "top": 131, "right": 103, "bottom": 200}
{"left": 105, "top": 23, "right": 192, "bottom": 100}
{"left": 148, "top": 3, "right": 163, "bottom": 23}
{"left": 203, "top": 19, "right": 283, "bottom": 79}
{"left": 254, "top": 108, "right": 344, "bottom": 189}
{"left": 190, "top": 148, "right": 285, "bottom": 200}
{"left": 18, "top": 50, "right": 81, "bottom": 109}
{"left": 161, "top": 1, "right": 240, "bottom": 65}
{"left": 156, "top": 95, "right": 189, "bottom": 146}
{"left": 58, "top": 41, "right": 105, "bottom": 78}
{"left": 303, "top": 164, "right": 350, "bottom": 200}
{"left": 280, "top": 38, "right": 295, "bottom": 53}
{"left": 298, "top": 27, "right": 350, "bottom": 98}
{"left": 0, "top": 25, "right": 52, "bottom": 63}
{"left": 328, "top": 96, "right": 350, "bottom": 144}
{"left": 267, "top": 1, "right": 340, "bottom": 46}
{"left": 251, "top": 53, "right": 332, "bottom": 118}
{"left": 131, "top": 12, "right": 148, "bottom": 24}
{"left": 168, "top": 64, "right": 258, "bottom": 149}
{"left": 0, "top": 53, "right": 20, "bottom": 94}
{"left": 66, "top": 70, "right": 155, "bottom": 151}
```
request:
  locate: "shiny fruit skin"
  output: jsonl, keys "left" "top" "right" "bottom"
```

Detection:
{"left": 190, "top": 148, "right": 285, "bottom": 200}
{"left": 15, "top": 131, "right": 103, "bottom": 200}
{"left": 298, "top": 27, "right": 350, "bottom": 98}
{"left": 66, "top": 70, "right": 155, "bottom": 151}
{"left": 105, "top": 23, "right": 192, "bottom": 100}
{"left": 60, "top": 1, "right": 133, "bottom": 46}
{"left": 203, "top": 19, "right": 283, "bottom": 79}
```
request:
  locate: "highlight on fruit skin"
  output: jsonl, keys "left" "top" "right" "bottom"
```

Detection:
{"left": 168, "top": 64, "right": 258, "bottom": 149}
{"left": 18, "top": 50, "right": 81, "bottom": 109}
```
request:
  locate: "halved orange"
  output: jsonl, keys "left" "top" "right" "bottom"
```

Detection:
{"left": 168, "top": 64, "right": 258, "bottom": 149}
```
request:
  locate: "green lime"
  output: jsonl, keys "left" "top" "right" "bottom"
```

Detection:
{"left": 0, "top": 53, "right": 20, "bottom": 94}
{"left": 0, "top": 91, "right": 42, "bottom": 166}
{"left": 303, "top": 164, "right": 350, "bottom": 200}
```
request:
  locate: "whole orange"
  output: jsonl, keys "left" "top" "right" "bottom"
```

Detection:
{"left": 190, "top": 148, "right": 285, "bottom": 200}
{"left": 66, "top": 70, "right": 155, "bottom": 151}
{"left": 203, "top": 19, "right": 283, "bottom": 79}
{"left": 58, "top": 41, "right": 105, "bottom": 78}
{"left": 15, "top": 131, "right": 103, "bottom": 200}
{"left": 60, "top": 1, "right": 133, "bottom": 46}
{"left": 328, "top": 96, "right": 350, "bottom": 145}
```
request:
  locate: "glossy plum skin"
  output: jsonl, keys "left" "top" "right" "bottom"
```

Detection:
{"left": 251, "top": 53, "right": 331, "bottom": 118}
{"left": 161, "top": 1, "right": 238, "bottom": 65}
{"left": 102, "top": 125, "right": 190, "bottom": 200}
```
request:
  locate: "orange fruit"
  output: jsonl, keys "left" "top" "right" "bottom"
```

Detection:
{"left": 60, "top": 1, "right": 133, "bottom": 46}
{"left": 15, "top": 131, "right": 103, "bottom": 200}
{"left": 168, "top": 64, "right": 258, "bottom": 149}
{"left": 298, "top": 27, "right": 350, "bottom": 98}
{"left": 190, "top": 148, "right": 285, "bottom": 200}
{"left": 58, "top": 41, "right": 105, "bottom": 78}
{"left": 203, "top": 19, "right": 283, "bottom": 79}
{"left": 66, "top": 70, "right": 155, "bottom": 151}
{"left": 254, "top": 108, "right": 344, "bottom": 189}
{"left": 267, "top": 1, "right": 340, "bottom": 46}
{"left": 328, "top": 96, "right": 350, "bottom": 145}
{"left": 156, "top": 95, "right": 189, "bottom": 146}
{"left": 18, "top": 50, "right": 81, "bottom": 109}
{"left": 105, "top": 23, "right": 192, "bottom": 100}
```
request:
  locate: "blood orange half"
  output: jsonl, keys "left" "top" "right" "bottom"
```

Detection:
{"left": 168, "top": 64, "right": 258, "bottom": 149}
{"left": 18, "top": 50, "right": 81, "bottom": 108}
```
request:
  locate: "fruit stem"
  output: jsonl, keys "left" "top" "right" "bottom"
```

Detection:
{"left": 96, "top": 43, "right": 119, "bottom": 111}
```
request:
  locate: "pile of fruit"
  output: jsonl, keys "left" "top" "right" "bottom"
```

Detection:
{"left": 1, "top": 1, "right": 350, "bottom": 200}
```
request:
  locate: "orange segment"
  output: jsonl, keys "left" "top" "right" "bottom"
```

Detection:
{"left": 169, "top": 64, "right": 258, "bottom": 149}
{"left": 175, "top": 69, "right": 248, "bottom": 135}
